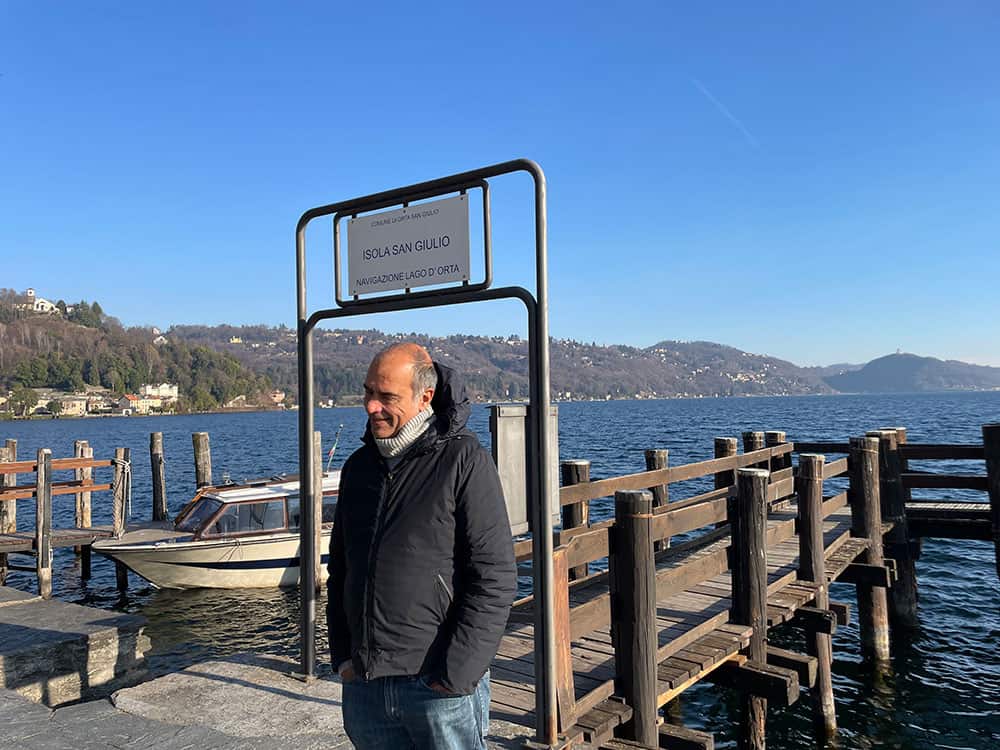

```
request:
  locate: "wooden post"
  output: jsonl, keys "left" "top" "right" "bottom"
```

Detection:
{"left": 192, "top": 432, "right": 212, "bottom": 489}
{"left": 849, "top": 436, "right": 890, "bottom": 663}
{"left": 715, "top": 437, "right": 738, "bottom": 528}
{"left": 765, "top": 431, "right": 788, "bottom": 472}
{"left": 731, "top": 468, "right": 769, "bottom": 750}
{"left": 796, "top": 454, "right": 836, "bottom": 738}
{"left": 36, "top": 449, "right": 53, "bottom": 599}
{"left": 610, "top": 489, "right": 657, "bottom": 746}
{"left": 112, "top": 447, "right": 129, "bottom": 593}
{"left": 982, "top": 424, "right": 1000, "bottom": 580}
{"left": 742, "top": 431, "right": 766, "bottom": 469}
{"left": 150, "top": 432, "right": 168, "bottom": 522}
{"left": 0, "top": 442, "right": 14, "bottom": 585}
{"left": 560, "top": 460, "right": 591, "bottom": 580}
{"left": 868, "top": 429, "right": 918, "bottom": 628}
{"left": 552, "top": 547, "right": 576, "bottom": 731}
{"left": 313, "top": 430, "right": 324, "bottom": 593}
{"left": 645, "top": 449, "right": 670, "bottom": 550}
{"left": 73, "top": 439, "right": 93, "bottom": 526}
{"left": 1, "top": 439, "right": 17, "bottom": 532}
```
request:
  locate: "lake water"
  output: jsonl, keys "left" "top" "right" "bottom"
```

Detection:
{"left": 3, "top": 393, "right": 999, "bottom": 748}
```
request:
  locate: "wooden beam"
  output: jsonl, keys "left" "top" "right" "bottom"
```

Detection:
{"left": 766, "top": 646, "right": 817, "bottom": 688}
{"left": 839, "top": 562, "right": 892, "bottom": 588}
{"left": 658, "top": 723, "right": 714, "bottom": 750}
{"left": 829, "top": 600, "right": 851, "bottom": 626}
{"left": 902, "top": 473, "right": 988, "bottom": 491}
{"left": 707, "top": 660, "right": 800, "bottom": 706}
{"left": 795, "top": 607, "right": 837, "bottom": 635}
{"left": 983, "top": 424, "right": 1000, "bottom": 580}
{"left": 899, "top": 444, "right": 984, "bottom": 460}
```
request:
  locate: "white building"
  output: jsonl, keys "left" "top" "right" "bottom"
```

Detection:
{"left": 15, "top": 288, "right": 59, "bottom": 314}
{"left": 140, "top": 383, "right": 179, "bottom": 401}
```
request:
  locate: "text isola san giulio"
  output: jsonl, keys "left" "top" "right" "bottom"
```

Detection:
{"left": 360, "top": 235, "right": 451, "bottom": 261}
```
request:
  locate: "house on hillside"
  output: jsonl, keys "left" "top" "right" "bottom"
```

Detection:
{"left": 14, "top": 288, "right": 59, "bottom": 314}
{"left": 59, "top": 396, "right": 89, "bottom": 417}
{"left": 140, "top": 383, "right": 179, "bottom": 402}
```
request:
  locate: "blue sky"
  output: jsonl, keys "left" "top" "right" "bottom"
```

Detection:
{"left": 2, "top": 2, "right": 998, "bottom": 366}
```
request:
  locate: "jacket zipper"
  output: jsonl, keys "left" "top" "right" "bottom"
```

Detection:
{"left": 435, "top": 573, "right": 453, "bottom": 603}
{"left": 363, "top": 468, "right": 392, "bottom": 680}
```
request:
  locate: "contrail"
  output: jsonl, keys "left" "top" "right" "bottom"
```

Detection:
{"left": 691, "top": 78, "right": 760, "bottom": 149}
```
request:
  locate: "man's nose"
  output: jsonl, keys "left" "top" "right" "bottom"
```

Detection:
{"left": 365, "top": 399, "right": 382, "bottom": 415}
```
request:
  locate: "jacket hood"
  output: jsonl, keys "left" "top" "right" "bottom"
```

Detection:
{"left": 430, "top": 361, "right": 471, "bottom": 438}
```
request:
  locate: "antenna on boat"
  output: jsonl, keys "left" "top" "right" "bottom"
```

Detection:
{"left": 325, "top": 423, "right": 345, "bottom": 474}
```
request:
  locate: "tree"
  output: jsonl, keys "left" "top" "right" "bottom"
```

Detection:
{"left": 46, "top": 400, "right": 63, "bottom": 415}
{"left": 91, "top": 301, "right": 103, "bottom": 316}
{"left": 10, "top": 386, "right": 38, "bottom": 417}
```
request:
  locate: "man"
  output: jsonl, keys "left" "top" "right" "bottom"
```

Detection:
{"left": 327, "top": 342, "right": 517, "bottom": 749}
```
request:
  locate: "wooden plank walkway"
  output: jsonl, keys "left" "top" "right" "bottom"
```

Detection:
{"left": 489, "top": 505, "right": 868, "bottom": 732}
{"left": 0, "top": 525, "right": 114, "bottom": 554}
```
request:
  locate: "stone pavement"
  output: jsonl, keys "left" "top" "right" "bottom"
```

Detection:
{"left": 0, "top": 653, "right": 534, "bottom": 749}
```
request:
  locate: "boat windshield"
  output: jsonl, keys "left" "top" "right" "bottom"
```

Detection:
{"left": 176, "top": 498, "right": 223, "bottom": 532}
{"left": 202, "top": 500, "right": 286, "bottom": 537}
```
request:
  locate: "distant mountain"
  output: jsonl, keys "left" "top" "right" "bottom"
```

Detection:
{"left": 823, "top": 353, "right": 1000, "bottom": 393}
{"left": 168, "top": 327, "right": 835, "bottom": 403}
{"left": 805, "top": 362, "right": 864, "bottom": 378}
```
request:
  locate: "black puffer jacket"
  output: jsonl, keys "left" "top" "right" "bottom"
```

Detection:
{"left": 327, "top": 362, "right": 517, "bottom": 695}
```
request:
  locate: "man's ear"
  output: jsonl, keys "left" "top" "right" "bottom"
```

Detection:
{"left": 420, "top": 388, "right": 435, "bottom": 410}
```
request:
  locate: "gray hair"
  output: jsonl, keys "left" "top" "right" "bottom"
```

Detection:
{"left": 412, "top": 357, "right": 438, "bottom": 399}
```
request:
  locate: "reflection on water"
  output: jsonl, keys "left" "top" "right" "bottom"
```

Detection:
{"left": 3, "top": 393, "right": 1000, "bottom": 748}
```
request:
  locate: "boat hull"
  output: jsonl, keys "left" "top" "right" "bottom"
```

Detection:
{"left": 95, "top": 529, "right": 333, "bottom": 589}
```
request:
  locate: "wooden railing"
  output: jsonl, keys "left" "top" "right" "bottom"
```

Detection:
{"left": 0, "top": 442, "right": 130, "bottom": 596}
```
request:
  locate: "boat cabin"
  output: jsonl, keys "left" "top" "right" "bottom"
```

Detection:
{"left": 173, "top": 477, "right": 338, "bottom": 540}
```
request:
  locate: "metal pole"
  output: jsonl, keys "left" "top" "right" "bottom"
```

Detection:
{"left": 297, "top": 223, "right": 317, "bottom": 680}
{"left": 525, "top": 163, "right": 558, "bottom": 743}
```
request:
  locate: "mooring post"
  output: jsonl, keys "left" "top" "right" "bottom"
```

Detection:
{"left": 0, "top": 442, "right": 14, "bottom": 585}
{"left": 868, "top": 429, "right": 918, "bottom": 628}
{"left": 74, "top": 440, "right": 93, "bottom": 578}
{"left": 36, "top": 448, "right": 53, "bottom": 599}
{"left": 742, "top": 431, "right": 766, "bottom": 469}
{"left": 73, "top": 440, "right": 88, "bottom": 546}
{"left": 765, "top": 431, "right": 788, "bottom": 472}
{"left": 150, "top": 432, "right": 168, "bottom": 522}
{"left": 192, "top": 432, "right": 212, "bottom": 489}
{"left": 312, "top": 430, "right": 324, "bottom": 593}
{"left": 611, "top": 489, "right": 658, "bottom": 746}
{"left": 731, "top": 468, "right": 769, "bottom": 750}
{"left": 112, "top": 447, "right": 129, "bottom": 593}
{"left": 560, "top": 460, "right": 591, "bottom": 580}
{"left": 849, "top": 436, "right": 891, "bottom": 663}
{"left": 714, "top": 437, "right": 738, "bottom": 528}
{"left": 982, "top": 424, "right": 1000, "bottom": 580}
{"left": 645, "top": 449, "right": 670, "bottom": 550}
{"left": 796, "top": 454, "right": 837, "bottom": 737}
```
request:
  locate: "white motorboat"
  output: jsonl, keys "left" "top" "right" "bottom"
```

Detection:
{"left": 93, "top": 472, "right": 340, "bottom": 589}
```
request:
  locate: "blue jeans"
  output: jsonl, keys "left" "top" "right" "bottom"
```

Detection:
{"left": 342, "top": 671, "right": 490, "bottom": 749}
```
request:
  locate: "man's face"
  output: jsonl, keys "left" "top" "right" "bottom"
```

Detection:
{"left": 364, "top": 354, "right": 433, "bottom": 439}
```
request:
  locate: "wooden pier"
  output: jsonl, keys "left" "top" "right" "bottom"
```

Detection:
{"left": 494, "top": 424, "right": 1000, "bottom": 749}
{"left": 0, "top": 440, "right": 131, "bottom": 596}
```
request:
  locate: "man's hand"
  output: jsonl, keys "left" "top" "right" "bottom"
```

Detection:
{"left": 427, "top": 681, "right": 454, "bottom": 695}
{"left": 338, "top": 662, "right": 357, "bottom": 683}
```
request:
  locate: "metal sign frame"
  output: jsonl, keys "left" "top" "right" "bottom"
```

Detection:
{"left": 294, "top": 159, "right": 559, "bottom": 744}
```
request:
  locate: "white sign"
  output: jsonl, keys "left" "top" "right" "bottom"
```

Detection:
{"left": 348, "top": 195, "right": 470, "bottom": 295}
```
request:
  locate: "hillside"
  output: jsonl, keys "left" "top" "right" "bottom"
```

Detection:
{"left": 0, "top": 291, "right": 273, "bottom": 410}
{"left": 824, "top": 353, "right": 1000, "bottom": 393}
{"left": 168, "top": 325, "right": 834, "bottom": 403}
